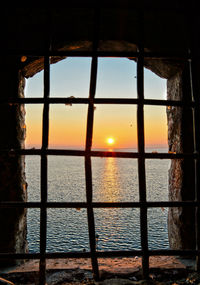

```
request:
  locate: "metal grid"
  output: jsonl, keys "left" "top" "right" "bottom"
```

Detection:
{"left": 0, "top": 8, "right": 200, "bottom": 285}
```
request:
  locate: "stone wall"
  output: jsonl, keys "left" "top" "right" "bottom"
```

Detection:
{"left": 167, "top": 65, "right": 195, "bottom": 249}
{"left": 0, "top": 56, "right": 28, "bottom": 267}
{"left": 144, "top": 59, "right": 196, "bottom": 250}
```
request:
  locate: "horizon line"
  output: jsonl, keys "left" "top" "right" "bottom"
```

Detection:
{"left": 25, "top": 144, "right": 168, "bottom": 150}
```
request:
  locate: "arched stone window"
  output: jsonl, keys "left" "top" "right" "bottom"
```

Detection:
{"left": 0, "top": 5, "right": 200, "bottom": 284}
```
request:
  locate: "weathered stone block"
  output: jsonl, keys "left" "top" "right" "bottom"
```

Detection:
{"left": 0, "top": 58, "right": 28, "bottom": 267}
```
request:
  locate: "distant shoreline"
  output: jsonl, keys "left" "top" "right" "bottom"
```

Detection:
{"left": 25, "top": 145, "right": 168, "bottom": 152}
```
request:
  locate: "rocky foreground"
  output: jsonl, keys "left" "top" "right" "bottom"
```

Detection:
{"left": 0, "top": 256, "right": 198, "bottom": 285}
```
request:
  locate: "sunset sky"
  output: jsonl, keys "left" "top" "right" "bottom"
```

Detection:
{"left": 25, "top": 57, "right": 168, "bottom": 150}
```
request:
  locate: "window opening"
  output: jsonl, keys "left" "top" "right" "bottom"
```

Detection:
{"left": 147, "top": 207, "right": 169, "bottom": 250}
{"left": 47, "top": 208, "right": 89, "bottom": 253}
{"left": 25, "top": 58, "right": 168, "bottom": 253}
{"left": 144, "top": 105, "right": 168, "bottom": 152}
{"left": 92, "top": 104, "right": 138, "bottom": 151}
{"left": 92, "top": 157, "right": 139, "bottom": 203}
{"left": 25, "top": 104, "right": 43, "bottom": 149}
{"left": 50, "top": 57, "right": 91, "bottom": 98}
{"left": 27, "top": 208, "right": 40, "bottom": 253}
{"left": 95, "top": 57, "right": 137, "bottom": 99}
{"left": 49, "top": 104, "right": 88, "bottom": 149}
{"left": 20, "top": 53, "right": 197, "bottom": 284}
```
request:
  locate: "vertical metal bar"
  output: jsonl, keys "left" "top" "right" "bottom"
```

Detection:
{"left": 136, "top": 6, "right": 149, "bottom": 279}
{"left": 189, "top": 50, "right": 200, "bottom": 271}
{"left": 85, "top": 55, "right": 99, "bottom": 280}
{"left": 38, "top": 7, "right": 52, "bottom": 284}
{"left": 184, "top": 4, "right": 200, "bottom": 270}
{"left": 84, "top": 7, "right": 100, "bottom": 280}
{"left": 39, "top": 55, "right": 50, "bottom": 285}
{"left": 137, "top": 48, "right": 149, "bottom": 278}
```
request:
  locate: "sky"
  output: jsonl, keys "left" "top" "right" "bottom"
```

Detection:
{"left": 25, "top": 57, "right": 168, "bottom": 150}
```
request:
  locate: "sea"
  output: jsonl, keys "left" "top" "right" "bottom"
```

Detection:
{"left": 25, "top": 148, "right": 170, "bottom": 253}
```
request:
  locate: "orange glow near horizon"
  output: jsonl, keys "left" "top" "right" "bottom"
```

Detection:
{"left": 144, "top": 106, "right": 168, "bottom": 149}
{"left": 25, "top": 104, "right": 168, "bottom": 150}
{"left": 92, "top": 105, "right": 138, "bottom": 150}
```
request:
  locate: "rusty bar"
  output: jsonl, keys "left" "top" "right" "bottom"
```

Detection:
{"left": 85, "top": 156, "right": 99, "bottom": 278}
{"left": 0, "top": 97, "right": 197, "bottom": 108}
{"left": 85, "top": 63, "right": 99, "bottom": 279}
{"left": 2, "top": 248, "right": 200, "bottom": 260}
{"left": 85, "top": 58, "right": 98, "bottom": 151}
{"left": 137, "top": 43, "right": 149, "bottom": 277}
{"left": 39, "top": 55, "right": 50, "bottom": 284}
{"left": 0, "top": 201, "right": 200, "bottom": 209}
{"left": 84, "top": 8, "right": 100, "bottom": 280}
{"left": 0, "top": 148, "right": 199, "bottom": 159}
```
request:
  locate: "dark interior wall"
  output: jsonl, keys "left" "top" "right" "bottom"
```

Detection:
{"left": 0, "top": 57, "right": 28, "bottom": 266}
{"left": 0, "top": 4, "right": 192, "bottom": 55}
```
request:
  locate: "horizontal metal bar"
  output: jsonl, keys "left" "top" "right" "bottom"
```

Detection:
{"left": 0, "top": 252, "right": 91, "bottom": 260}
{"left": 148, "top": 249, "right": 199, "bottom": 256}
{"left": 0, "top": 253, "right": 41, "bottom": 259}
{"left": 0, "top": 97, "right": 197, "bottom": 107}
{"left": 0, "top": 249, "right": 200, "bottom": 260}
{"left": 95, "top": 98, "right": 196, "bottom": 107}
{"left": 0, "top": 201, "right": 200, "bottom": 209}
{"left": 4, "top": 50, "right": 191, "bottom": 59}
{"left": 97, "top": 249, "right": 200, "bottom": 258}
{"left": 0, "top": 149, "right": 87, "bottom": 156}
{"left": 0, "top": 97, "right": 89, "bottom": 104}
{"left": 0, "top": 148, "right": 198, "bottom": 159}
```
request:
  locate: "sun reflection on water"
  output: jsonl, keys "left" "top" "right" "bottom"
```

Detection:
{"left": 99, "top": 157, "right": 121, "bottom": 202}
{"left": 93, "top": 157, "right": 141, "bottom": 251}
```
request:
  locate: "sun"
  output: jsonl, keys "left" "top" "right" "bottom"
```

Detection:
{"left": 107, "top": 137, "right": 115, "bottom": 145}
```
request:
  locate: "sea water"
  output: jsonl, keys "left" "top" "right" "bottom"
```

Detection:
{"left": 26, "top": 149, "right": 170, "bottom": 253}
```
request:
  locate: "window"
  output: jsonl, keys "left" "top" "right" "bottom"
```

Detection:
{"left": 22, "top": 52, "right": 200, "bottom": 283}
